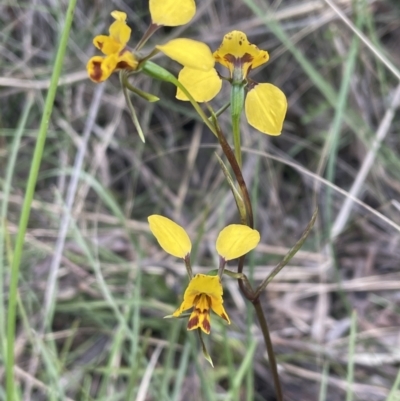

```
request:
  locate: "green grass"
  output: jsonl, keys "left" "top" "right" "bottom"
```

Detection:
{"left": 1, "top": 0, "right": 400, "bottom": 400}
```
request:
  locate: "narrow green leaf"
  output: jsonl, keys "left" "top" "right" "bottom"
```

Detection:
{"left": 254, "top": 208, "right": 318, "bottom": 298}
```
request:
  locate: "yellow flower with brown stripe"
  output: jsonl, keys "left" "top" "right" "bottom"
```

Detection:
{"left": 148, "top": 215, "right": 260, "bottom": 334}
{"left": 176, "top": 30, "right": 287, "bottom": 136}
{"left": 173, "top": 274, "right": 230, "bottom": 334}
{"left": 87, "top": 3, "right": 216, "bottom": 84}
{"left": 87, "top": 11, "right": 138, "bottom": 82}
{"left": 213, "top": 30, "right": 269, "bottom": 81}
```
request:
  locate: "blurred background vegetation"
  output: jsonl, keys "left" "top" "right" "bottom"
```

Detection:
{"left": 1, "top": 0, "right": 400, "bottom": 400}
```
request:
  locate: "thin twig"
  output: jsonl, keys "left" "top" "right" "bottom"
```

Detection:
{"left": 253, "top": 299, "right": 284, "bottom": 401}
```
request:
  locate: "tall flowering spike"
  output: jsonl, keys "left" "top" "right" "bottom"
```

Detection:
{"left": 216, "top": 224, "right": 260, "bottom": 261}
{"left": 173, "top": 274, "right": 230, "bottom": 334}
{"left": 245, "top": 83, "right": 287, "bottom": 135}
{"left": 150, "top": 0, "right": 196, "bottom": 27}
{"left": 87, "top": 11, "right": 137, "bottom": 82}
{"left": 148, "top": 215, "right": 192, "bottom": 258}
{"left": 157, "top": 39, "right": 215, "bottom": 71}
{"left": 213, "top": 30, "right": 269, "bottom": 81}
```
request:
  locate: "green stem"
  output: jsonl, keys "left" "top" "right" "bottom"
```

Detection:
{"left": 231, "top": 84, "right": 245, "bottom": 167}
{"left": 214, "top": 153, "right": 247, "bottom": 225}
{"left": 120, "top": 77, "right": 146, "bottom": 143}
{"left": 0, "top": 93, "right": 34, "bottom": 359}
{"left": 213, "top": 102, "right": 230, "bottom": 118}
{"left": 6, "top": 0, "right": 77, "bottom": 398}
{"left": 122, "top": 72, "right": 159, "bottom": 102}
{"left": 253, "top": 299, "right": 284, "bottom": 401}
{"left": 232, "top": 113, "right": 241, "bottom": 167}
{"left": 223, "top": 269, "right": 254, "bottom": 295}
{"left": 215, "top": 125, "right": 253, "bottom": 228}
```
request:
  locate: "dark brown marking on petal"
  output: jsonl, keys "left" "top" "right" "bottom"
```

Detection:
{"left": 192, "top": 294, "right": 212, "bottom": 313}
{"left": 116, "top": 49, "right": 136, "bottom": 71}
{"left": 95, "top": 40, "right": 104, "bottom": 50}
{"left": 187, "top": 315, "right": 199, "bottom": 330}
{"left": 239, "top": 40, "right": 242, "bottom": 45}
{"left": 193, "top": 294, "right": 201, "bottom": 305}
{"left": 90, "top": 61, "right": 103, "bottom": 82}
{"left": 224, "top": 53, "right": 236, "bottom": 66}
{"left": 223, "top": 53, "right": 254, "bottom": 72}
{"left": 241, "top": 53, "right": 253, "bottom": 64}
{"left": 221, "top": 313, "right": 229, "bottom": 322}
{"left": 202, "top": 317, "right": 211, "bottom": 334}
{"left": 198, "top": 306, "right": 209, "bottom": 313}
{"left": 116, "top": 61, "right": 130, "bottom": 70}
{"left": 205, "top": 296, "right": 212, "bottom": 312}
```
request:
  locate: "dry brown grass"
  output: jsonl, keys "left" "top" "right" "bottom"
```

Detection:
{"left": 1, "top": 0, "right": 400, "bottom": 400}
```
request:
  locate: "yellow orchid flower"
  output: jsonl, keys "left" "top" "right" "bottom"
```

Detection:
{"left": 148, "top": 214, "right": 260, "bottom": 334}
{"left": 87, "top": 11, "right": 138, "bottom": 83}
{"left": 87, "top": 3, "right": 215, "bottom": 84}
{"left": 172, "top": 274, "right": 230, "bottom": 334}
{"left": 176, "top": 30, "right": 288, "bottom": 135}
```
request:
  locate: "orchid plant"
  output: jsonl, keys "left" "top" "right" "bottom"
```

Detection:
{"left": 86, "top": 1, "right": 317, "bottom": 399}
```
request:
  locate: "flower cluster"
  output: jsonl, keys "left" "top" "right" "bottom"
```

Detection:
{"left": 148, "top": 215, "right": 260, "bottom": 334}
{"left": 87, "top": 3, "right": 287, "bottom": 136}
{"left": 87, "top": 0, "right": 212, "bottom": 83}
{"left": 176, "top": 31, "right": 287, "bottom": 135}
{"left": 87, "top": 11, "right": 137, "bottom": 83}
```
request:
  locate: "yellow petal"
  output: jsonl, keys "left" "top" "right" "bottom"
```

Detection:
{"left": 213, "top": 30, "right": 269, "bottom": 78}
{"left": 157, "top": 39, "right": 214, "bottom": 71}
{"left": 150, "top": 0, "right": 196, "bottom": 27}
{"left": 185, "top": 274, "right": 223, "bottom": 298}
{"left": 216, "top": 225, "right": 260, "bottom": 261}
{"left": 148, "top": 215, "right": 192, "bottom": 258}
{"left": 211, "top": 299, "right": 230, "bottom": 324}
{"left": 173, "top": 275, "right": 229, "bottom": 333}
{"left": 116, "top": 50, "right": 138, "bottom": 70}
{"left": 87, "top": 55, "right": 118, "bottom": 82}
{"left": 172, "top": 275, "right": 211, "bottom": 317}
{"left": 93, "top": 35, "right": 121, "bottom": 56}
{"left": 107, "top": 11, "right": 129, "bottom": 46}
{"left": 110, "top": 10, "right": 127, "bottom": 21}
{"left": 176, "top": 67, "right": 222, "bottom": 102}
{"left": 187, "top": 306, "right": 211, "bottom": 334}
{"left": 109, "top": 19, "right": 131, "bottom": 46}
{"left": 245, "top": 83, "right": 287, "bottom": 135}
{"left": 172, "top": 294, "right": 196, "bottom": 317}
